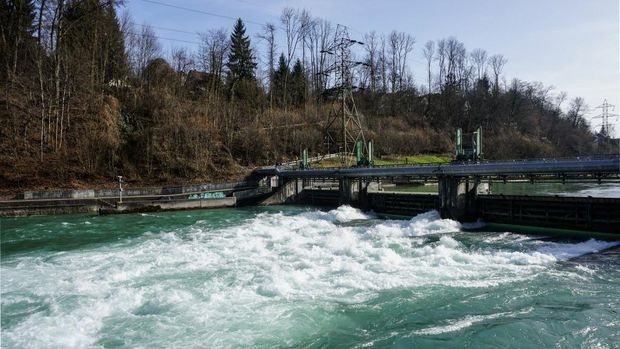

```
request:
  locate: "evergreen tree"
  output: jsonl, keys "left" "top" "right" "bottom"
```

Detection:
{"left": 64, "top": 0, "right": 129, "bottom": 89}
{"left": 271, "top": 54, "right": 288, "bottom": 107}
{"left": 102, "top": 5, "right": 129, "bottom": 83}
{"left": 0, "top": 0, "right": 35, "bottom": 81}
{"left": 226, "top": 18, "right": 256, "bottom": 82}
{"left": 290, "top": 59, "right": 307, "bottom": 108}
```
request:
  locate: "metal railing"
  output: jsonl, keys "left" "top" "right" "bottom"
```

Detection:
{"left": 281, "top": 154, "right": 620, "bottom": 171}
{"left": 255, "top": 154, "right": 620, "bottom": 179}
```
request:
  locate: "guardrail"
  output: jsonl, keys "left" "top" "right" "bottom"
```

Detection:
{"left": 258, "top": 154, "right": 620, "bottom": 173}
{"left": 255, "top": 155, "right": 620, "bottom": 179}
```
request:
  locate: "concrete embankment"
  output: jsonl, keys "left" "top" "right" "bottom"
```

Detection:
{"left": 0, "top": 181, "right": 272, "bottom": 216}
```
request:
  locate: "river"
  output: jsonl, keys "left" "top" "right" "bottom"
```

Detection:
{"left": 1, "top": 203, "right": 619, "bottom": 348}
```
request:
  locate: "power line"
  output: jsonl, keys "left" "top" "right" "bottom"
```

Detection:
{"left": 124, "top": 29, "right": 201, "bottom": 45}
{"left": 137, "top": 1, "right": 369, "bottom": 54}
{"left": 132, "top": 22, "right": 199, "bottom": 36}
{"left": 140, "top": 0, "right": 366, "bottom": 40}
{"left": 140, "top": 0, "right": 266, "bottom": 27}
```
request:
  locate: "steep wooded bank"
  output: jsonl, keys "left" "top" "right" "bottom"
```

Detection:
{"left": 0, "top": 1, "right": 615, "bottom": 191}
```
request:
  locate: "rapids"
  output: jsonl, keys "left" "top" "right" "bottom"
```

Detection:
{"left": 1, "top": 206, "right": 619, "bottom": 348}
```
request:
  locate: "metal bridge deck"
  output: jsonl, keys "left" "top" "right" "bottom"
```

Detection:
{"left": 255, "top": 156, "right": 620, "bottom": 179}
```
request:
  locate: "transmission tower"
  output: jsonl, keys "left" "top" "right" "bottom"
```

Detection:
{"left": 320, "top": 24, "right": 368, "bottom": 167}
{"left": 593, "top": 99, "right": 618, "bottom": 136}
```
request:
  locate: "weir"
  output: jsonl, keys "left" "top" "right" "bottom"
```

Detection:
{"left": 255, "top": 155, "right": 620, "bottom": 235}
{"left": 2, "top": 156, "right": 619, "bottom": 236}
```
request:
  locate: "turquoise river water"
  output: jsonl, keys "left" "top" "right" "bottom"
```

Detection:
{"left": 1, "top": 202, "right": 620, "bottom": 348}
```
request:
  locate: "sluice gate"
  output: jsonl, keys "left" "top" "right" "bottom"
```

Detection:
{"left": 276, "top": 187, "right": 620, "bottom": 235}
{"left": 256, "top": 155, "right": 620, "bottom": 235}
{"left": 478, "top": 195, "right": 620, "bottom": 234}
{"left": 367, "top": 192, "right": 439, "bottom": 217}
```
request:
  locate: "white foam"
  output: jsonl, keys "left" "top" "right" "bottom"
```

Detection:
{"left": 412, "top": 308, "right": 532, "bottom": 335}
{"left": 369, "top": 210, "right": 461, "bottom": 238}
{"left": 556, "top": 183, "right": 620, "bottom": 198}
{"left": 536, "top": 239, "right": 619, "bottom": 260}
{"left": 2, "top": 206, "right": 616, "bottom": 347}
{"left": 300, "top": 205, "right": 373, "bottom": 223}
{"left": 483, "top": 232, "right": 533, "bottom": 243}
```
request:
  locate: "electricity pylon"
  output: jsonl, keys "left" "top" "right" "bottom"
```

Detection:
{"left": 320, "top": 24, "right": 368, "bottom": 167}
{"left": 593, "top": 99, "right": 618, "bottom": 136}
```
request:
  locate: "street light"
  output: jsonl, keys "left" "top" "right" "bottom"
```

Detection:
{"left": 117, "top": 176, "right": 123, "bottom": 204}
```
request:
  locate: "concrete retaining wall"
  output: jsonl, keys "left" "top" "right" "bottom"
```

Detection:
{"left": 18, "top": 181, "right": 257, "bottom": 200}
{"left": 0, "top": 204, "right": 99, "bottom": 217}
{"left": 100, "top": 197, "right": 237, "bottom": 215}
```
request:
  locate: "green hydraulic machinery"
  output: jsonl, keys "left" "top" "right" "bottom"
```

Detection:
{"left": 299, "top": 148, "right": 309, "bottom": 169}
{"left": 455, "top": 127, "right": 483, "bottom": 161}
{"left": 356, "top": 140, "right": 374, "bottom": 167}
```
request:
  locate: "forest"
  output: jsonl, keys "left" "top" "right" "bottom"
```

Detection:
{"left": 0, "top": 0, "right": 615, "bottom": 190}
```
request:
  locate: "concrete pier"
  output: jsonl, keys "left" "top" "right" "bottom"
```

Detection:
{"left": 256, "top": 174, "right": 619, "bottom": 236}
{"left": 437, "top": 176, "right": 480, "bottom": 221}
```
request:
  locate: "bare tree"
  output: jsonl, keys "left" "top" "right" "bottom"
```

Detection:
{"left": 442, "top": 37, "right": 465, "bottom": 85}
{"left": 455, "top": 43, "right": 469, "bottom": 89}
{"left": 470, "top": 48, "right": 487, "bottom": 81}
{"left": 280, "top": 8, "right": 303, "bottom": 68}
{"left": 298, "top": 10, "right": 313, "bottom": 105}
{"left": 170, "top": 46, "right": 193, "bottom": 73}
{"left": 197, "top": 28, "right": 227, "bottom": 94}
{"left": 363, "top": 31, "right": 380, "bottom": 92}
{"left": 555, "top": 91, "right": 567, "bottom": 112}
{"left": 128, "top": 24, "right": 161, "bottom": 75}
{"left": 566, "top": 97, "right": 588, "bottom": 128}
{"left": 257, "top": 23, "right": 276, "bottom": 109}
{"left": 378, "top": 34, "right": 387, "bottom": 92}
{"left": 307, "top": 18, "right": 333, "bottom": 97}
{"left": 489, "top": 54, "right": 507, "bottom": 92}
{"left": 422, "top": 40, "right": 435, "bottom": 94}
{"left": 280, "top": 7, "right": 309, "bottom": 108}
{"left": 298, "top": 9, "right": 312, "bottom": 69}
{"left": 387, "top": 31, "right": 415, "bottom": 92}
{"left": 436, "top": 38, "right": 446, "bottom": 89}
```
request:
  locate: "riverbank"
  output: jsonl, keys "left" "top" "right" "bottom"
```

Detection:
{"left": 0, "top": 171, "right": 251, "bottom": 200}
{"left": 0, "top": 181, "right": 268, "bottom": 217}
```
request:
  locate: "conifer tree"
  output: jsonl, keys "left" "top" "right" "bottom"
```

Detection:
{"left": 64, "top": 0, "right": 128, "bottom": 89}
{"left": 290, "top": 59, "right": 306, "bottom": 108}
{"left": 0, "top": 0, "right": 35, "bottom": 81}
{"left": 271, "top": 54, "right": 288, "bottom": 107}
{"left": 226, "top": 18, "right": 256, "bottom": 82}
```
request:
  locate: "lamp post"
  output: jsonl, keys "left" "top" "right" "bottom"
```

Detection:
{"left": 117, "top": 176, "right": 123, "bottom": 204}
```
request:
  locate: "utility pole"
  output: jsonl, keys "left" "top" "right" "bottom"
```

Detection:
{"left": 321, "top": 24, "right": 369, "bottom": 167}
{"left": 117, "top": 176, "right": 123, "bottom": 204}
{"left": 593, "top": 99, "right": 618, "bottom": 136}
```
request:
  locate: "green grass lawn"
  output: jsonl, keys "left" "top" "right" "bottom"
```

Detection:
{"left": 311, "top": 154, "right": 452, "bottom": 168}
{"left": 372, "top": 154, "right": 452, "bottom": 166}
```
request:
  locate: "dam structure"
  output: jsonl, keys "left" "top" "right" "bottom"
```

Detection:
{"left": 2, "top": 155, "right": 619, "bottom": 236}
{"left": 254, "top": 155, "right": 620, "bottom": 235}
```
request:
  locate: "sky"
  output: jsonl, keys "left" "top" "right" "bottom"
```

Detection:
{"left": 123, "top": 0, "right": 620, "bottom": 137}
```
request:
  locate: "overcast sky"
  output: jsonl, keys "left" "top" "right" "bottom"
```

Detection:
{"left": 124, "top": 0, "right": 620, "bottom": 137}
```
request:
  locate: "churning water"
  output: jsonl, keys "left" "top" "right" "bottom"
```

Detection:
{"left": 1, "top": 206, "right": 619, "bottom": 348}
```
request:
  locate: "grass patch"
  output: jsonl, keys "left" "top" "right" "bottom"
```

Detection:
{"left": 373, "top": 154, "right": 452, "bottom": 166}
{"left": 311, "top": 154, "right": 452, "bottom": 168}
